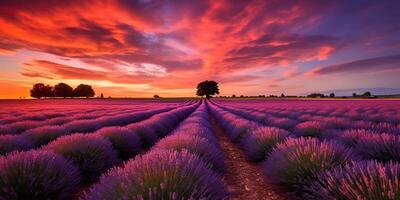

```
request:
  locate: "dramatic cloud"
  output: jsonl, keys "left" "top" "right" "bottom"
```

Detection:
{"left": 308, "top": 54, "right": 400, "bottom": 75}
{"left": 0, "top": 0, "right": 399, "bottom": 97}
{"left": 22, "top": 60, "right": 108, "bottom": 80}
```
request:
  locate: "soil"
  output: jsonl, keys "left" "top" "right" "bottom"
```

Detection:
{"left": 211, "top": 116, "right": 293, "bottom": 200}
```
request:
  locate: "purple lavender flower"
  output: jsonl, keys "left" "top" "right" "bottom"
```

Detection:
{"left": 95, "top": 126, "right": 142, "bottom": 160}
{"left": 0, "top": 135, "right": 33, "bottom": 155}
{"left": 355, "top": 133, "right": 400, "bottom": 162}
{"left": 263, "top": 137, "right": 356, "bottom": 194}
{"left": 226, "top": 118, "right": 258, "bottom": 143}
{"left": 243, "top": 126, "right": 289, "bottom": 162}
{"left": 294, "top": 121, "right": 331, "bottom": 138}
{"left": 268, "top": 117, "right": 299, "bottom": 130}
{"left": 45, "top": 133, "right": 118, "bottom": 181}
{"left": 22, "top": 125, "right": 69, "bottom": 147}
{"left": 64, "top": 119, "right": 102, "bottom": 133}
{"left": 0, "top": 120, "right": 44, "bottom": 135}
{"left": 0, "top": 150, "right": 81, "bottom": 200}
{"left": 153, "top": 134, "right": 225, "bottom": 174}
{"left": 127, "top": 123, "right": 158, "bottom": 148}
{"left": 371, "top": 122, "right": 400, "bottom": 135}
{"left": 335, "top": 129, "right": 375, "bottom": 147}
{"left": 83, "top": 150, "right": 228, "bottom": 200}
{"left": 304, "top": 161, "right": 400, "bottom": 200}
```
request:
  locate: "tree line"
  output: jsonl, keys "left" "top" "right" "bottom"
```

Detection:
{"left": 30, "top": 83, "right": 95, "bottom": 99}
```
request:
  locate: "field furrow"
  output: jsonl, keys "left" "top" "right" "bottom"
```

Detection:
{"left": 211, "top": 114, "right": 290, "bottom": 200}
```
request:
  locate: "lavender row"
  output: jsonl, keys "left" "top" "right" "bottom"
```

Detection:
{"left": 216, "top": 101, "right": 400, "bottom": 136}
{"left": 0, "top": 102, "right": 199, "bottom": 200}
{"left": 0, "top": 100, "right": 190, "bottom": 126}
{"left": 215, "top": 99, "right": 400, "bottom": 121}
{"left": 216, "top": 99, "right": 400, "bottom": 126}
{"left": 0, "top": 106, "right": 179, "bottom": 156}
{"left": 211, "top": 100, "right": 400, "bottom": 198}
{"left": 0, "top": 107, "right": 107, "bottom": 125}
{"left": 0, "top": 102, "right": 186, "bottom": 133}
{"left": 0, "top": 107, "right": 146, "bottom": 135}
{"left": 213, "top": 101, "right": 400, "bottom": 164}
{"left": 153, "top": 101, "right": 225, "bottom": 174}
{"left": 82, "top": 101, "right": 228, "bottom": 200}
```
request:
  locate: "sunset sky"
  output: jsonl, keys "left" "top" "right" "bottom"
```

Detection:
{"left": 0, "top": 0, "right": 400, "bottom": 98}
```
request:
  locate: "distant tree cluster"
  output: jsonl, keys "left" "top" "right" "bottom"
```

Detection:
{"left": 30, "top": 83, "right": 95, "bottom": 99}
{"left": 307, "top": 93, "right": 326, "bottom": 98}
{"left": 305, "top": 91, "right": 373, "bottom": 98}
{"left": 353, "top": 92, "right": 373, "bottom": 98}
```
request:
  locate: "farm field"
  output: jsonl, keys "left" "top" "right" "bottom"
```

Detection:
{"left": 0, "top": 99, "right": 400, "bottom": 200}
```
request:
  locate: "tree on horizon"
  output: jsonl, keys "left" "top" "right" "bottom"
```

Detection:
{"left": 30, "top": 83, "right": 53, "bottom": 99}
{"left": 74, "top": 84, "right": 95, "bottom": 98}
{"left": 54, "top": 83, "right": 73, "bottom": 98}
{"left": 196, "top": 80, "right": 219, "bottom": 99}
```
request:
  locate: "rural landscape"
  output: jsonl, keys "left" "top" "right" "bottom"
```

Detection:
{"left": 1, "top": 1, "right": 400, "bottom": 200}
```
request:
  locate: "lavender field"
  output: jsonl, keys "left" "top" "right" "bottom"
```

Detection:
{"left": 0, "top": 99, "right": 400, "bottom": 200}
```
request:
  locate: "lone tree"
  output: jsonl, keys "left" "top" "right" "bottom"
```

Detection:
{"left": 30, "top": 83, "right": 53, "bottom": 99}
{"left": 196, "top": 80, "right": 219, "bottom": 99}
{"left": 363, "top": 91, "right": 372, "bottom": 97}
{"left": 329, "top": 93, "right": 335, "bottom": 98}
{"left": 74, "top": 84, "right": 95, "bottom": 98}
{"left": 54, "top": 83, "right": 73, "bottom": 98}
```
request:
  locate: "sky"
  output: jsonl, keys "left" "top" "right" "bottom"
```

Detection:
{"left": 0, "top": 0, "right": 400, "bottom": 98}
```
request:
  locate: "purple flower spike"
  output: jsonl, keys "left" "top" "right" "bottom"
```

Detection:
{"left": 305, "top": 161, "right": 400, "bottom": 200}
{"left": 263, "top": 137, "right": 356, "bottom": 194}
{"left": 0, "top": 150, "right": 81, "bottom": 200}
{"left": 45, "top": 133, "right": 118, "bottom": 181}
{"left": 83, "top": 150, "right": 228, "bottom": 200}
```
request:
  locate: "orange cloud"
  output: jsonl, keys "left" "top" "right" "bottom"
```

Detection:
{"left": 3, "top": 0, "right": 397, "bottom": 98}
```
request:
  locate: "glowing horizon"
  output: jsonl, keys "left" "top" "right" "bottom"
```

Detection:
{"left": 1, "top": 0, "right": 400, "bottom": 99}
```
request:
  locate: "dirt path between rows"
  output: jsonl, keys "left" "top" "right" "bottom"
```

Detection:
{"left": 211, "top": 116, "right": 293, "bottom": 200}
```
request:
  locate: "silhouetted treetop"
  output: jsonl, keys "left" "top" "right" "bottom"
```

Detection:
{"left": 196, "top": 80, "right": 219, "bottom": 99}
{"left": 54, "top": 83, "right": 73, "bottom": 98}
{"left": 74, "top": 84, "right": 95, "bottom": 98}
{"left": 30, "top": 83, "right": 96, "bottom": 99}
{"left": 363, "top": 91, "right": 372, "bottom": 97}
{"left": 30, "top": 83, "right": 53, "bottom": 99}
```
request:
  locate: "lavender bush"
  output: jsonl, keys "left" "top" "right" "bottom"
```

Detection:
{"left": 64, "top": 119, "right": 102, "bottom": 133}
{"left": 0, "top": 120, "right": 44, "bottom": 135}
{"left": 226, "top": 118, "right": 258, "bottom": 142}
{"left": 0, "top": 135, "right": 33, "bottom": 155}
{"left": 0, "top": 150, "right": 81, "bottom": 200}
{"left": 154, "top": 134, "right": 225, "bottom": 174}
{"left": 243, "top": 126, "right": 289, "bottom": 162}
{"left": 45, "top": 134, "right": 118, "bottom": 181}
{"left": 371, "top": 122, "right": 400, "bottom": 135}
{"left": 268, "top": 117, "right": 298, "bottom": 130}
{"left": 304, "top": 161, "right": 400, "bottom": 200}
{"left": 139, "top": 120, "right": 168, "bottom": 138}
{"left": 263, "top": 137, "right": 355, "bottom": 194}
{"left": 22, "top": 125, "right": 69, "bottom": 147}
{"left": 127, "top": 123, "right": 158, "bottom": 148}
{"left": 83, "top": 150, "right": 228, "bottom": 200}
{"left": 335, "top": 129, "right": 375, "bottom": 147}
{"left": 355, "top": 133, "right": 400, "bottom": 162}
{"left": 294, "top": 121, "right": 331, "bottom": 138}
{"left": 177, "top": 124, "right": 218, "bottom": 144}
{"left": 95, "top": 126, "right": 142, "bottom": 160}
